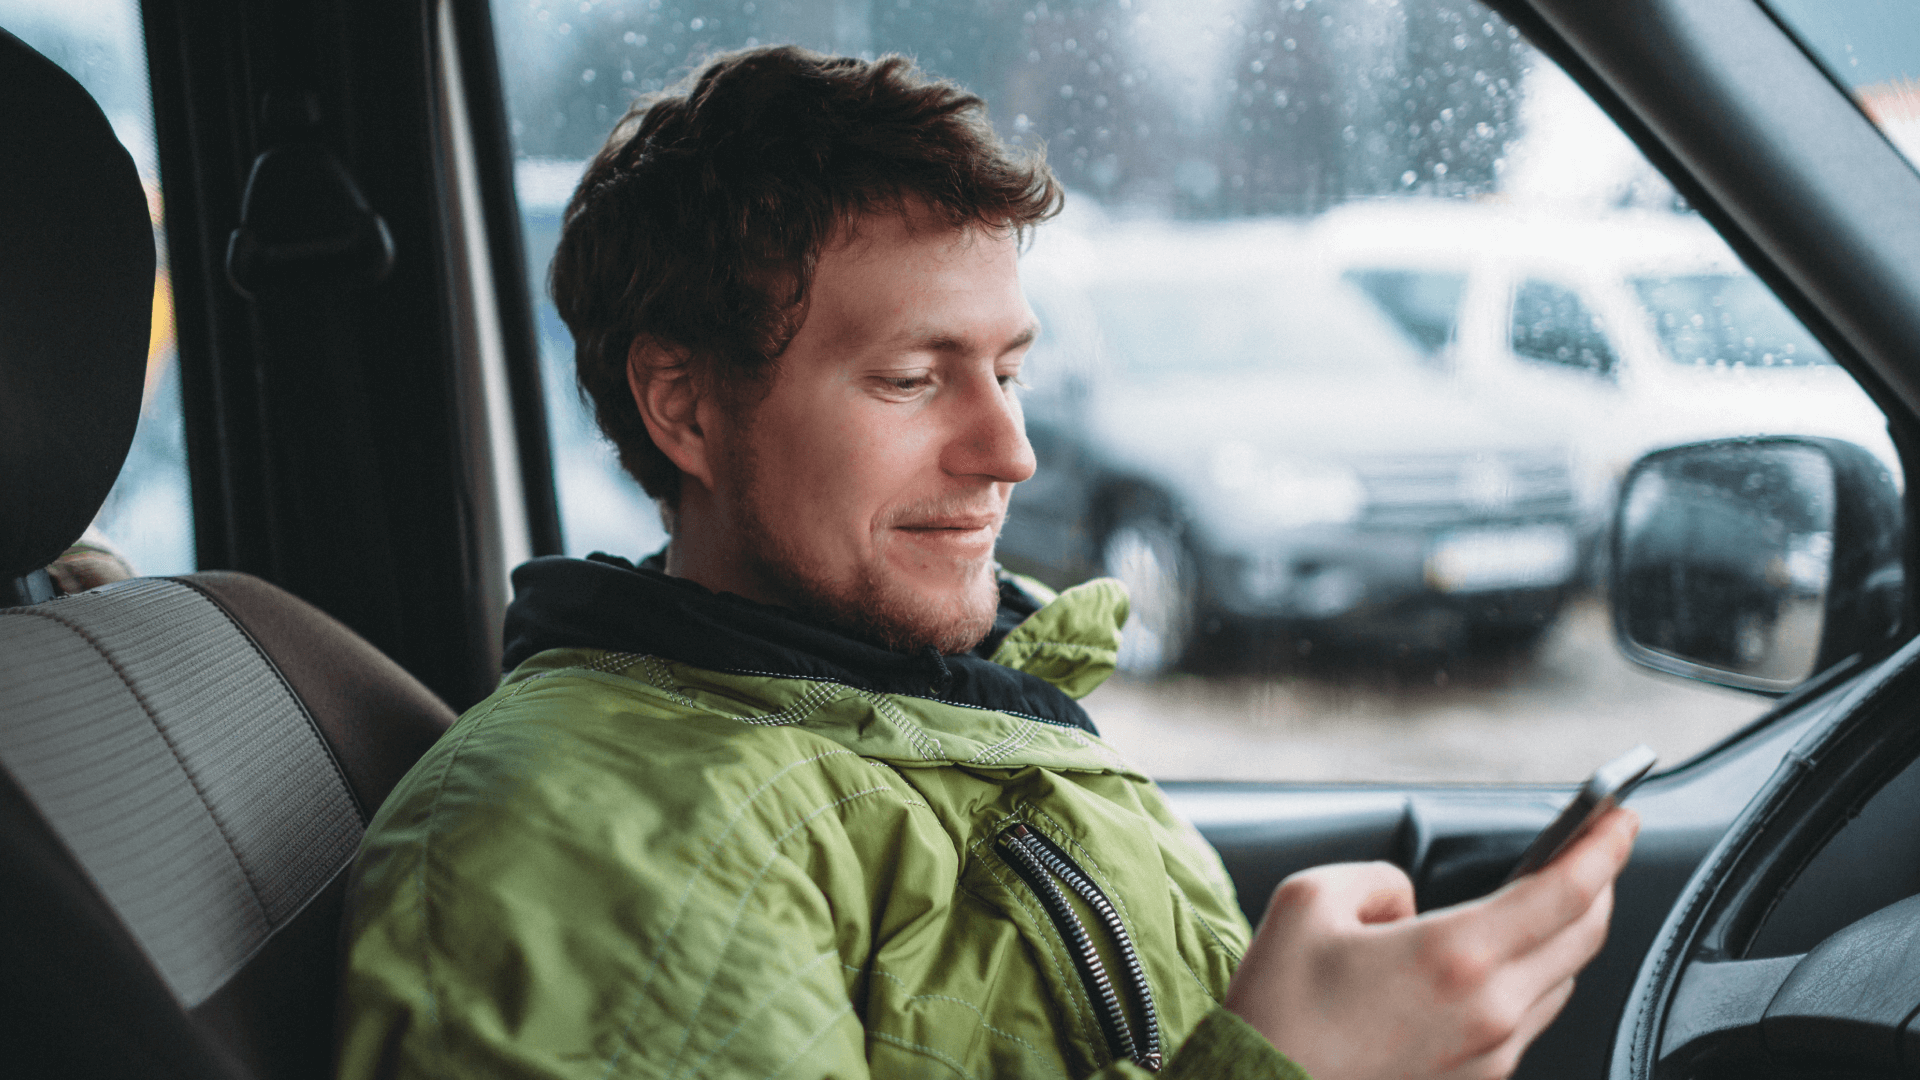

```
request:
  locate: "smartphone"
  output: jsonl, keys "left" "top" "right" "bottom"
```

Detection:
{"left": 1502, "top": 744, "right": 1657, "bottom": 884}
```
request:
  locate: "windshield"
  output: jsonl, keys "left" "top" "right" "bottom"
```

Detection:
{"left": 1631, "top": 273, "right": 1836, "bottom": 368}
{"left": 1086, "top": 275, "right": 1422, "bottom": 378}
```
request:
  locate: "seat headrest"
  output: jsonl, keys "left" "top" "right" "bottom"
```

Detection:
{"left": 0, "top": 28, "right": 157, "bottom": 580}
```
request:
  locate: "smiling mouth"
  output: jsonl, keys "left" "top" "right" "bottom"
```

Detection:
{"left": 898, "top": 518, "right": 998, "bottom": 532}
{"left": 890, "top": 512, "right": 1004, "bottom": 559}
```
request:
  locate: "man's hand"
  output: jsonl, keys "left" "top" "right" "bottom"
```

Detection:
{"left": 1224, "top": 807, "right": 1638, "bottom": 1080}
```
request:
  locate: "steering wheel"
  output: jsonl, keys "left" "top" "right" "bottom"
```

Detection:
{"left": 1610, "top": 633, "right": 1920, "bottom": 1079}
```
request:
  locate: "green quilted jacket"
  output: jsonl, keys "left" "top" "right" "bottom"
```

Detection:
{"left": 335, "top": 557, "right": 1308, "bottom": 1079}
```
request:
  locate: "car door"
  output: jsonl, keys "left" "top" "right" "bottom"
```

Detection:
{"left": 59, "top": 0, "right": 1915, "bottom": 1077}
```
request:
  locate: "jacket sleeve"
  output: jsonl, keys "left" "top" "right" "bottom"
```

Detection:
{"left": 1110, "top": 1007, "right": 1314, "bottom": 1080}
{"left": 334, "top": 716, "right": 876, "bottom": 1079}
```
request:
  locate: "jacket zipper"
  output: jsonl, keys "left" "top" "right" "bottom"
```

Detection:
{"left": 997, "top": 824, "right": 1163, "bottom": 1071}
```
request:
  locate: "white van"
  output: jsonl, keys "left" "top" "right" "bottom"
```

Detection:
{"left": 1313, "top": 199, "right": 1897, "bottom": 520}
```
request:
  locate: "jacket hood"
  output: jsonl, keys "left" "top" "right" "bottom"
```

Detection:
{"left": 503, "top": 554, "right": 1125, "bottom": 734}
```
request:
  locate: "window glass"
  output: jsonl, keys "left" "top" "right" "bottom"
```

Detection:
{"left": 512, "top": 160, "right": 670, "bottom": 560}
{"left": 1511, "top": 279, "right": 1614, "bottom": 375}
{"left": 1086, "top": 267, "right": 1419, "bottom": 378}
{"left": 1, "top": 0, "right": 194, "bottom": 576}
{"left": 490, "top": 0, "right": 1899, "bottom": 782}
{"left": 1631, "top": 274, "right": 1834, "bottom": 369}
{"left": 1345, "top": 268, "right": 1466, "bottom": 355}
{"left": 1764, "top": 0, "right": 1920, "bottom": 171}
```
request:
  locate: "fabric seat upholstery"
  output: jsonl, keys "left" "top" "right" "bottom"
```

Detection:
{"left": 1, "top": 576, "right": 453, "bottom": 1079}
{"left": 0, "top": 25, "right": 456, "bottom": 1080}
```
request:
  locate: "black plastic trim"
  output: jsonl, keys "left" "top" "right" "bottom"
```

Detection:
{"left": 139, "top": 0, "right": 507, "bottom": 711}
{"left": 442, "top": 0, "right": 562, "bottom": 558}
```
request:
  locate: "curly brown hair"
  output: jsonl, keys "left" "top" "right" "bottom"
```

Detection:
{"left": 550, "top": 45, "right": 1064, "bottom": 508}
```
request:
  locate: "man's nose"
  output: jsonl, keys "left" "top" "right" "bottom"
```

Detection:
{"left": 944, "top": 375, "right": 1037, "bottom": 484}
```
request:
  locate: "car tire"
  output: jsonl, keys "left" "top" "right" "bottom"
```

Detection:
{"left": 1460, "top": 590, "right": 1570, "bottom": 660}
{"left": 1099, "top": 513, "right": 1198, "bottom": 678}
{"left": 1462, "top": 615, "right": 1553, "bottom": 655}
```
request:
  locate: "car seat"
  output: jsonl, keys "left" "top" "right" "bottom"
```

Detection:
{"left": 0, "top": 27, "right": 455, "bottom": 1080}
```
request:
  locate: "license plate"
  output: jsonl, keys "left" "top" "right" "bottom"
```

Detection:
{"left": 1427, "top": 525, "right": 1577, "bottom": 593}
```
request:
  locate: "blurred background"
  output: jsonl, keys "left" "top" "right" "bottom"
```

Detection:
{"left": 491, "top": 0, "right": 1904, "bottom": 781}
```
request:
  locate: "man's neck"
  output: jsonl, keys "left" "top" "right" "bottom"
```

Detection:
{"left": 660, "top": 493, "right": 782, "bottom": 607}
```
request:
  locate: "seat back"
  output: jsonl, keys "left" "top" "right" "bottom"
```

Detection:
{"left": 0, "top": 25, "right": 456, "bottom": 1080}
{"left": 0, "top": 574, "right": 455, "bottom": 1080}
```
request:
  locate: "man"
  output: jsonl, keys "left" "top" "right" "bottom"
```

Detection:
{"left": 336, "top": 46, "right": 1635, "bottom": 1080}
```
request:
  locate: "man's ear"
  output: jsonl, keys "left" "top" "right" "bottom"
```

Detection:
{"left": 627, "top": 339, "right": 718, "bottom": 493}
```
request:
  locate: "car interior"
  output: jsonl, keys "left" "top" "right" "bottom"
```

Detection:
{"left": 5, "top": 1, "right": 1920, "bottom": 1078}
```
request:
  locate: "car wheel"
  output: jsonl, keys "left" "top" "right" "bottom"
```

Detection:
{"left": 1461, "top": 613, "right": 1554, "bottom": 657}
{"left": 1100, "top": 515, "right": 1197, "bottom": 678}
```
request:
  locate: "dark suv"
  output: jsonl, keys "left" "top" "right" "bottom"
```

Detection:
{"left": 1001, "top": 218, "right": 1583, "bottom": 672}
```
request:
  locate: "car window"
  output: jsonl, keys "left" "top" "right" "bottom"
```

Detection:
{"left": 1631, "top": 274, "right": 1835, "bottom": 369}
{"left": 1511, "top": 279, "right": 1616, "bottom": 375}
{"left": 2, "top": 0, "right": 193, "bottom": 576}
{"left": 1344, "top": 268, "right": 1467, "bottom": 356}
{"left": 489, "top": 0, "right": 1901, "bottom": 783}
{"left": 1764, "top": 0, "right": 1920, "bottom": 172}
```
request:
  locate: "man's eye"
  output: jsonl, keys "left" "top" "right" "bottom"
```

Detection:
{"left": 999, "top": 373, "right": 1029, "bottom": 389}
{"left": 883, "top": 376, "right": 931, "bottom": 391}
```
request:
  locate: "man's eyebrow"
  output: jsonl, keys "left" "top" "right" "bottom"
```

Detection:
{"left": 903, "top": 324, "right": 1038, "bottom": 356}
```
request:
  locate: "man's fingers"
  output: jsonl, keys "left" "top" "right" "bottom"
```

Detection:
{"left": 1522, "top": 879, "right": 1614, "bottom": 978}
{"left": 1438, "top": 978, "right": 1579, "bottom": 1080}
{"left": 1265, "top": 860, "right": 1416, "bottom": 930}
{"left": 1510, "top": 976, "right": 1579, "bottom": 1050}
{"left": 1479, "top": 807, "right": 1637, "bottom": 961}
{"left": 1490, "top": 881, "right": 1613, "bottom": 1018}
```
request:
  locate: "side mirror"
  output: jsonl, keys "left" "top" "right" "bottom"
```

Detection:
{"left": 1610, "top": 437, "right": 1903, "bottom": 694}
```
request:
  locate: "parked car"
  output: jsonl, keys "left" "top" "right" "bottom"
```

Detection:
{"left": 1315, "top": 199, "right": 1898, "bottom": 495}
{"left": 1002, "top": 218, "right": 1584, "bottom": 672}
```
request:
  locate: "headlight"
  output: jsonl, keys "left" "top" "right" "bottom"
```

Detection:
{"left": 1210, "top": 442, "right": 1367, "bottom": 528}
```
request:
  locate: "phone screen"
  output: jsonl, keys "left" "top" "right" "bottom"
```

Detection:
{"left": 1502, "top": 744, "right": 1657, "bottom": 884}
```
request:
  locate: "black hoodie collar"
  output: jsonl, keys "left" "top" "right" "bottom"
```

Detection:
{"left": 503, "top": 554, "right": 1098, "bottom": 734}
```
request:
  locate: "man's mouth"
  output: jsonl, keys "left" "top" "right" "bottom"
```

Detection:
{"left": 896, "top": 515, "right": 999, "bottom": 532}
{"left": 890, "top": 510, "right": 1004, "bottom": 559}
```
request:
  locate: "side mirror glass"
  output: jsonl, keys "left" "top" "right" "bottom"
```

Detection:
{"left": 1610, "top": 437, "right": 1902, "bottom": 694}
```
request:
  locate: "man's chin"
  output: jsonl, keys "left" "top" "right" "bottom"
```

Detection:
{"left": 788, "top": 568, "right": 1001, "bottom": 656}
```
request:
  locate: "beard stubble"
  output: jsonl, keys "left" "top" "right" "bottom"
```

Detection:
{"left": 722, "top": 431, "right": 1001, "bottom": 655}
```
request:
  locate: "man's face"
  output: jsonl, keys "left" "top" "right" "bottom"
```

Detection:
{"left": 715, "top": 211, "right": 1038, "bottom": 654}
